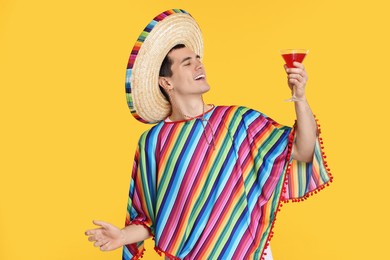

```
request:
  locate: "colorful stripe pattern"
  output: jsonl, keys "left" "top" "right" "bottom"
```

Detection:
{"left": 125, "top": 9, "right": 190, "bottom": 124}
{"left": 122, "top": 106, "right": 332, "bottom": 260}
{"left": 283, "top": 137, "right": 331, "bottom": 201}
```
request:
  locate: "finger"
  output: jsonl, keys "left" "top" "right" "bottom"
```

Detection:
{"left": 286, "top": 68, "right": 304, "bottom": 75}
{"left": 100, "top": 242, "right": 111, "bottom": 251}
{"left": 85, "top": 227, "right": 103, "bottom": 236}
{"left": 89, "top": 230, "right": 105, "bottom": 242}
{"left": 94, "top": 239, "right": 109, "bottom": 248}
{"left": 288, "top": 78, "right": 302, "bottom": 87}
{"left": 292, "top": 61, "right": 305, "bottom": 69}
{"left": 288, "top": 74, "right": 303, "bottom": 81}
{"left": 88, "top": 235, "right": 97, "bottom": 242}
{"left": 288, "top": 78, "right": 297, "bottom": 84}
{"left": 85, "top": 230, "right": 96, "bottom": 236}
{"left": 93, "top": 220, "right": 111, "bottom": 228}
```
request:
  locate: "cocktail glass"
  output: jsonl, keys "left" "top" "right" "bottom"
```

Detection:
{"left": 280, "top": 49, "right": 309, "bottom": 102}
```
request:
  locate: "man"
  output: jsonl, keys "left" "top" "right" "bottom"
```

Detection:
{"left": 85, "top": 9, "right": 332, "bottom": 260}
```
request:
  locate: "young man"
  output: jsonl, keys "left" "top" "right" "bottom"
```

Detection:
{"left": 85, "top": 9, "right": 332, "bottom": 260}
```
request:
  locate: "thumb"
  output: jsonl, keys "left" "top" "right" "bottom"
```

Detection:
{"left": 93, "top": 220, "right": 111, "bottom": 229}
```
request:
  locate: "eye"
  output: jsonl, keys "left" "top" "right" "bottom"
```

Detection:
{"left": 184, "top": 63, "right": 191, "bottom": 66}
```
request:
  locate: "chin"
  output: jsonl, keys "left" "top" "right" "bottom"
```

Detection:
{"left": 201, "top": 82, "right": 211, "bottom": 93}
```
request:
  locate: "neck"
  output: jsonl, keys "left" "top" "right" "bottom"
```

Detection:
{"left": 169, "top": 95, "right": 206, "bottom": 121}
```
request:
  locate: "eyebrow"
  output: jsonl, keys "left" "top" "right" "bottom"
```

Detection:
{"left": 180, "top": 55, "right": 201, "bottom": 64}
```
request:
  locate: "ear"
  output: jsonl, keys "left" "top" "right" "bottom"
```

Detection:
{"left": 158, "top": 77, "right": 173, "bottom": 91}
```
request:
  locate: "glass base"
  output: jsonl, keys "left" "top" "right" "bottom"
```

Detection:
{"left": 284, "top": 96, "right": 298, "bottom": 102}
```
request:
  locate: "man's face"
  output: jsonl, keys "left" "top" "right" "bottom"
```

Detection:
{"left": 165, "top": 47, "right": 210, "bottom": 96}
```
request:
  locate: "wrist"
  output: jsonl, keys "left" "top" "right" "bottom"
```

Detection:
{"left": 294, "top": 97, "right": 307, "bottom": 102}
{"left": 120, "top": 223, "right": 151, "bottom": 245}
{"left": 294, "top": 97, "right": 312, "bottom": 114}
{"left": 120, "top": 227, "right": 129, "bottom": 246}
{"left": 293, "top": 91, "right": 306, "bottom": 101}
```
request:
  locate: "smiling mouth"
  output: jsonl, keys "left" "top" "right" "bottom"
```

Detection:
{"left": 194, "top": 74, "right": 206, "bottom": 81}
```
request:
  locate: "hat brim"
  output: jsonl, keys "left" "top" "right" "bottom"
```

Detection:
{"left": 125, "top": 9, "right": 204, "bottom": 124}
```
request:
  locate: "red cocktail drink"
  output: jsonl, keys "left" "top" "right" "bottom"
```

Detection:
{"left": 282, "top": 52, "right": 307, "bottom": 68}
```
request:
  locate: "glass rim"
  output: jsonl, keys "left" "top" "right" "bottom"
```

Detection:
{"left": 280, "top": 49, "right": 309, "bottom": 54}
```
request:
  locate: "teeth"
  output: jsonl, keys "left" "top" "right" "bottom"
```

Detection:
{"left": 195, "top": 74, "right": 205, "bottom": 80}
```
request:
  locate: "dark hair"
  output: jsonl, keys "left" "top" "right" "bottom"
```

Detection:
{"left": 159, "top": 44, "right": 186, "bottom": 100}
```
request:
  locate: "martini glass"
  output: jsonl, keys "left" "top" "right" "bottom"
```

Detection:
{"left": 280, "top": 49, "right": 309, "bottom": 102}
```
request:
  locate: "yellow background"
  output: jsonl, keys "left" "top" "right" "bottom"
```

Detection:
{"left": 1, "top": 0, "right": 389, "bottom": 259}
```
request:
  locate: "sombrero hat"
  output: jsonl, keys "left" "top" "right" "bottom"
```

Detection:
{"left": 125, "top": 9, "right": 204, "bottom": 124}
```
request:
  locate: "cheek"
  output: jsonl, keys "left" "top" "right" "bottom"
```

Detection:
{"left": 177, "top": 72, "right": 192, "bottom": 85}
{"left": 172, "top": 69, "right": 195, "bottom": 89}
{"left": 171, "top": 74, "right": 182, "bottom": 86}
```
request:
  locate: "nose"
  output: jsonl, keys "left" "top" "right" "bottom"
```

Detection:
{"left": 195, "top": 60, "right": 203, "bottom": 70}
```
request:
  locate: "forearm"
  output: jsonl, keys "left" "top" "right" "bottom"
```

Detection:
{"left": 120, "top": 223, "right": 152, "bottom": 245}
{"left": 293, "top": 99, "right": 317, "bottom": 162}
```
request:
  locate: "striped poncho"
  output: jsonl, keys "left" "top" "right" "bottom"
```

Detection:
{"left": 122, "top": 105, "right": 332, "bottom": 260}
